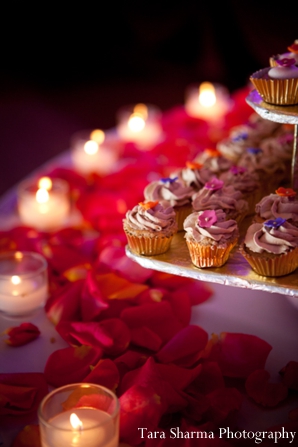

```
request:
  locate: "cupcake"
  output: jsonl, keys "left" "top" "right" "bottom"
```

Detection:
{"left": 184, "top": 209, "right": 239, "bottom": 268}
{"left": 220, "top": 166, "right": 261, "bottom": 215}
{"left": 123, "top": 201, "right": 178, "bottom": 255}
{"left": 270, "top": 40, "right": 298, "bottom": 67}
{"left": 216, "top": 131, "right": 257, "bottom": 164}
{"left": 172, "top": 161, "right": 215, "bottom": 192}
{"left": 260, "top": 130, "right": 294, "bottom": 181}
{"left": 237, "top": 147, "right": 285, "bottom": 195}
{"left": 144, "top": 176, "right": 194, "bottom": 231}
{"left": 250, "top": 58, "right": 298, "bottom": 105}
{"left": 192, "top": 177, "right": 248, "bottom": 223}
{"left": 239, "top": 218, "right": 298, "bottom": 277}
{"left": 194, "top": 148, "right": 233, "bottom": 176}
{"left": 254, "top": 188, "right": 298, "bottom": 226}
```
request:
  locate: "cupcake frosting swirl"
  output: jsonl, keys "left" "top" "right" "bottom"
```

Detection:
{"left": 220, "top": 167, "right": 260, "bottom": 194}
{"left": 244, "top": 220, "right": 298, "bottom": 254}
{"left": 184, "top": 209, "right": 239, "bottom": 244}
{"left": 255, "top": 194, "right": 298, "bottom": 222}
{"left": 124, "top": 202, "right": 177, "bottom": 232}
{"left": 173, "top": 166, "right": 213, "bottom": 190}
{"left": 144, "top": 178, "right": 193, "bottom": 207}
{"left": 192, "top": 181, "right": 248, "bottom": 215}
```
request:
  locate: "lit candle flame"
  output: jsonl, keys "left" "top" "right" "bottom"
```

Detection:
{"left": 38, "top": 177, "right": 52, "bottom": 190}
{"left": 36, "top": 188, "right": 50, "bottom": 204}
{"left": 70, "top": 413, "right": 83, "bottom": 430}
{"left": 128, "top": 113, "right": 146, "bottom": 132}
{"left": 90, "top": 129, "right": 105, "bottom": 145}
{"left": 11, "top": 275, "right": 21, "bottom": 285}
{"left": 84, "top": 140, "right": 99, "bottom": 155}
{"left": 198, "top": 82, "right": 216, "bottom": 107}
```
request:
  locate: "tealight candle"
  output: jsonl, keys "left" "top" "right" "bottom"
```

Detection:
{"left": 0, "top": 251, "right": 48, "bottom": 317}
{"left": 18, "top": 177, "right": 70, "bottom": 230}
{"left": 38, "top": 383, "right": 120, "bottom": 447}
{"left": 71, "top": 129, "right": 118, "bottom": 175}
{"left": 116, "top": 103, "right": 163, "bottom": 149}
{"left": 185, "top": 82, "right": 231, "bottom": 122}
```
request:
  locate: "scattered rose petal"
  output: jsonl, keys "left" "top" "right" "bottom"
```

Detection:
{"left": 280, "top": 361, "right": 298, "bottom": 390}
{"left": 245, "top": 369, "right": 288, "bottom": 407}
{"left": 156, "top": 325, "right": 208, "bottom": 366}
{"left": 4, "top": 323, "right": 40, "bottom": 347}
{"left": 44, "top": 345, "right": 103, "bottom": 387}
{"left": 209, "top": 332, "right": 272, "bottom": 378}
{"left": 0, "top": 373, "right": 48, "bottom": 426}
{"left": 12, "top": 424, "right": 41, "bottom": 447}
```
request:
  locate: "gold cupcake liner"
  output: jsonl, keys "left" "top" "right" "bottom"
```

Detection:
{"left": 186, "top": 239, "right": 237, "bottom": 268}
{"left": 125, "top": 231, "right": 174, "bottom": 256}
{"left": 239, "top": 244, "right": 298, "bottom": 277}
{"left": 175, "top": 204, "right": 193, "bottom": 232}
{"left": 250, "top": 67, "right": 298, "bottom": 105}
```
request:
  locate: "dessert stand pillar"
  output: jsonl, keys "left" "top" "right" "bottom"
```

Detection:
{"left": 246, "top": 89, "right": 298, "bottom": 190}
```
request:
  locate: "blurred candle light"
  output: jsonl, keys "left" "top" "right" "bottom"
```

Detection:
{"left": 71, "top": 129, "right": 118, "bottom": 175}
{"left": 116, "top": 103, "right": 163, "bottom": 149}
{"left": 18, "top": 177, "right": 70, "bottom": 230}
{"left": 0, "top": 251, "right": 48, "bottom": 317}
{"left": 185, "top": 82, "right": 231, "bottom": 123}
{"left": 38, "top": 383, "right": 120, "bottom": 447}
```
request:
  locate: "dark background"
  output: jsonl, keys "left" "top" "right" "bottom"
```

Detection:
{"left": 1, "top": 2, "right": 297, "bottom": 198}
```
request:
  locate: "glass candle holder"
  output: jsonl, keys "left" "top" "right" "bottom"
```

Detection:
{"left": 18, "top": 177, "right": 70, "bottom": 230}
{"left": 38, "top": 383, "right": 120, "bottom": 447}
{"left": 116, "top": 103, "right": 163, "bottom": 149}
{"left": 185, "top": 82, "right": 232, "bottom": 123}
{"left": 71, "top": 129, "right": 118, "bottom": 175}
{"left": 0, "top": 251, "right": 48, "bottom": 317}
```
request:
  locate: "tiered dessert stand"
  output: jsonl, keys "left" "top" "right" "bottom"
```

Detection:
{"left": 126, "top": 90, "right": 298, "bottom": 297}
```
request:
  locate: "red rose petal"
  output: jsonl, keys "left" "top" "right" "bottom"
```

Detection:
{"left": 209, "top": 332, "right": 272, "bottom": 378}
{"left": 120, "top": 384, "right": 163, "bottom": 445}
{"left": 83, "top": 359, "right": 120, "bottom": 391}
{"left": 155, "top": 325, "right": 208, "bottom": 366}
{"left": 187, "top": 361, "right": 225, "bottom": 396}
{"left": 130, "top": 326, "right": 163, "bottom": 352}
{"left": 206, "top": 387, "right": 243, "bottom": 424}
{"left": 12, "top": 424, "right": 41, "bottom": 447}
{"left": 245, "top": 369, "right": 288, "bottom": 407}
{"left": 45, "top": 279, "right": 84, "bottom": 325}
{"left": 121, "top": 301, "right": 183, "bottom": 343}
{"left": 280, "top": 361, "right": 298, "bottom": 390}
{"left": 0, "top": 373, "right": 48, "bottom": 426}
{"left": 4, "top": 323, "right": 40, "bottom": 347}
{"left": 44, "top": 345, "right": 103, "bottom": 387}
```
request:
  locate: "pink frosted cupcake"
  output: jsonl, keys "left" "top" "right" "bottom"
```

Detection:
{"left": 240, "top": 218, "right": 298, "bottom": 277}
{"left": 172, "top": 161, "right": 215, "bottom": 192}
{"left": 123, "top": 201, "right": 178, "bottom": 255}
{"left": 254, "top": 187, "right": 298, "bottom": 226}
{"left": 192, "top": 177, "right": 248, "bottom": 224}
{"left": 194, "top": 148, "right": 233, "bottom": 176}
{"left": 220, "top": 166, "right": 261, "bottom": 215}
{"left": 144, "top": 176, "right": 194, "bottom": 231}
{"left": 184, "top": 209, "right": 239, "bottom": 268}
{"left": 237, "top": 147, "right": 285, "bottom": 195}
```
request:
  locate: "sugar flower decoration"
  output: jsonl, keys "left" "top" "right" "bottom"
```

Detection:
{"left": 205, "top": 178, "right": 224, "bottom": 191}
{"left": 198, "top": 210, "right": 217, "bottom": 228}
{"left": 204, "top": 148, "right": 221, "bottom": 157}
{"left": 139, "top": 201, "right": 159, "bottom": 210}
{"left": 160, "top": 177, "right": 178, "bottom": 184}
{"left": 264, "top": 218, "right": 286, "bottom": 229}
{"left": 276, "top": 187, "right": 296, "bottom": 197}
{"left": 231, "top": 132, "right": 248, "bottom": 142}
{"left": 186, "top": 161, "right": 203, "bottom": 170}
{"left": 230, "top": 166, "right": 246, "bottom": 175}
{"left": 247, "top": 147, "right": 262, "bottom": 155}
{"left": 276, "top": 58, "right": 296, "bottom": 67}
{"left": 288, "top": 42, "right": 298, "bottom": 54}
